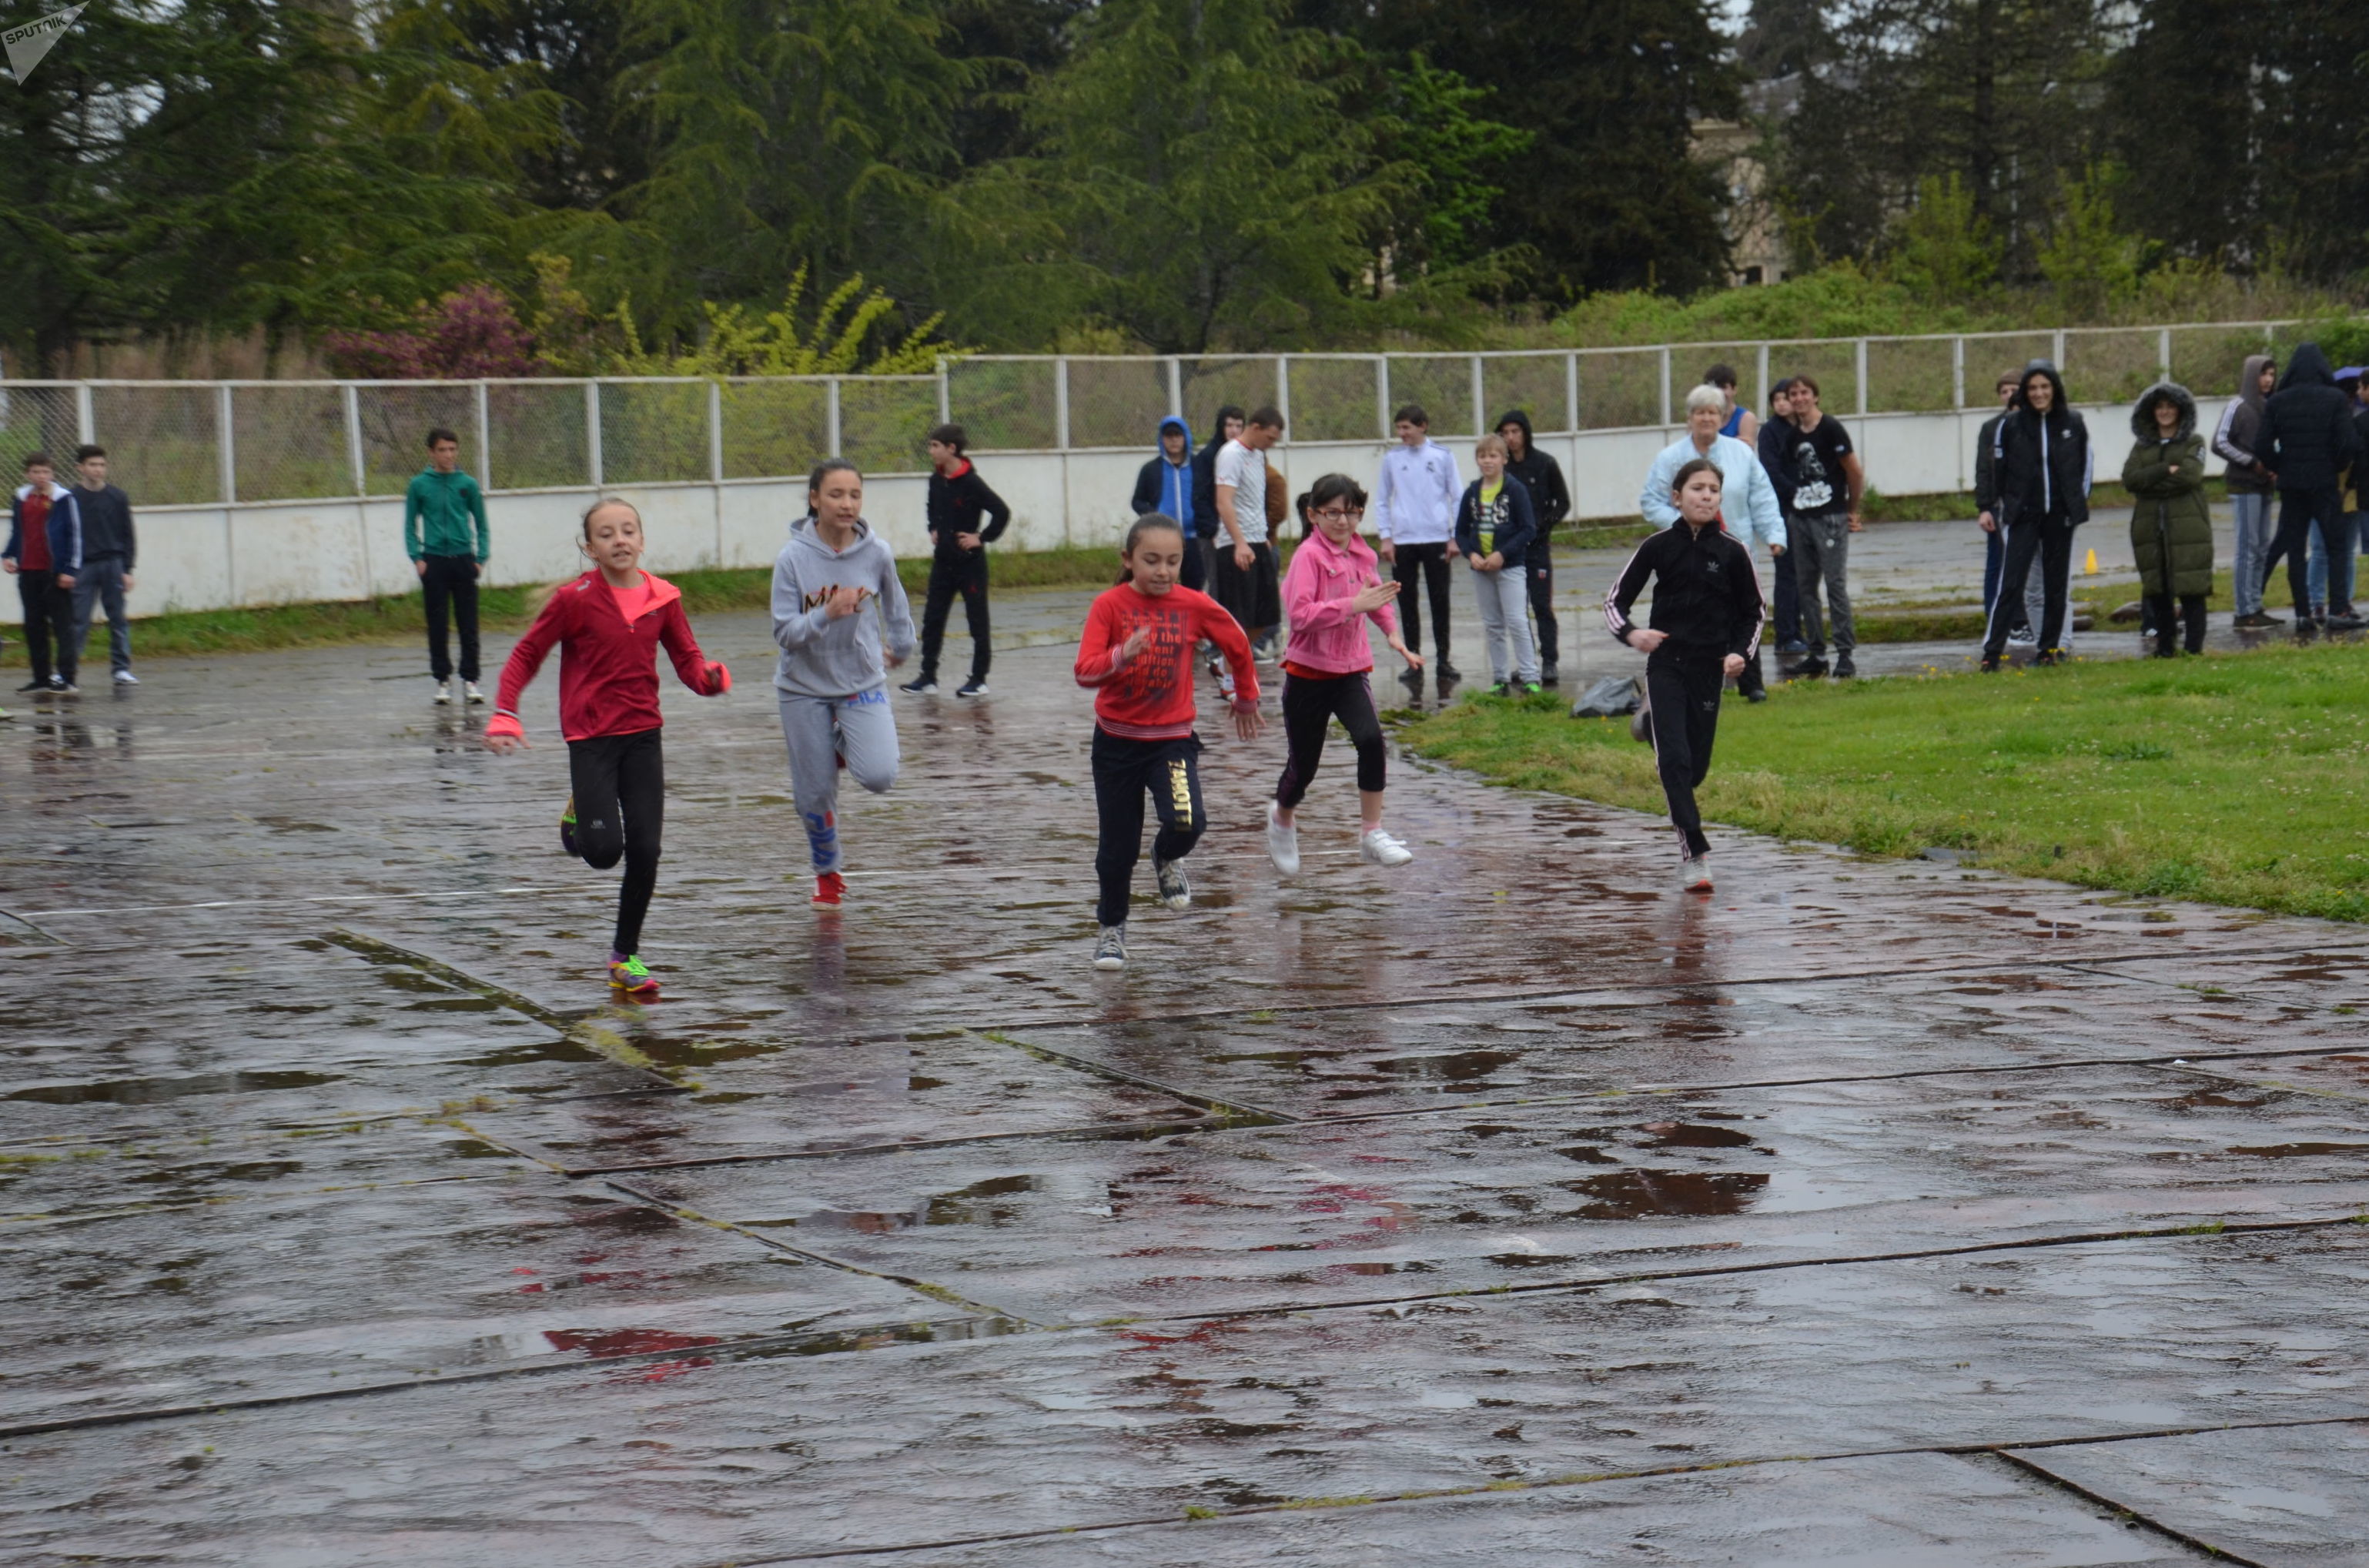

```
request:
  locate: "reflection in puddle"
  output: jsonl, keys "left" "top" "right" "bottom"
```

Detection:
{"left": 1559, "top": 1170, "right": 1771, "bottom": 1219}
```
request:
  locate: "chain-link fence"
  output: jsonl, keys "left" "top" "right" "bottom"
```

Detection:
{"left": 0, "top": 322, "right": 2308, "bottom": 509}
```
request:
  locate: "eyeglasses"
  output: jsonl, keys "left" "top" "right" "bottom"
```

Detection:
{"left": 1312, "top": 507, "right": 1365, "bottom": 522}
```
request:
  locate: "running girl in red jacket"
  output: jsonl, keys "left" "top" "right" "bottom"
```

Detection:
{"left": 1073, "top": 513, "right": 1261, "bottom": 971}
{"left": 484, "top": 498, "right": 730, "bottom": 995}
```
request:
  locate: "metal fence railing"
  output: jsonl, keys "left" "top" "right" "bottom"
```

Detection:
{"left": 0, "top": 320, "right": 2314, "bottom": 508}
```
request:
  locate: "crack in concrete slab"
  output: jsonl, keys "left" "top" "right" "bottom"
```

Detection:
{"left": 1988, "top": 1448, "right": 2272, "bottom": 1567}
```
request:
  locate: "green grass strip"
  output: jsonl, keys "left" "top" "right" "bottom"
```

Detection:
{"left": 1400, "top": 639, "right": 2369, "bottom": 923}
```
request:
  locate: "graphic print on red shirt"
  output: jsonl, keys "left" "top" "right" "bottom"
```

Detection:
{"left": 1073, "top": 583, "right": 1258, "bottom": 740}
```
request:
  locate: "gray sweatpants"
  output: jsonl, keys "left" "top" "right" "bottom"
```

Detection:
{"left": 778, "top": 687, "right": 900, "bottom": 874}
{"left": 1469, "top": 562, "right": 1538, "bottom": 684}
{"left": 1792, "top": 511, "right": 1855, "bottom": 656}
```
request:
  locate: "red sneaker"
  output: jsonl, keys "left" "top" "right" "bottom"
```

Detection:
{"left": 812, "top": 871, "right": 845, "bottom": 907}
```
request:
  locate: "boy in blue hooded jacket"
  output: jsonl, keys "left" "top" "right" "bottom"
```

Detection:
{"left": 1132, "top": 416, "right": 1202, "bottom": 590}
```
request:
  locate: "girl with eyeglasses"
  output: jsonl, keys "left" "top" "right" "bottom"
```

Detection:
{"left": 1265, "top": 475, "right": 1421, "bottom": 874}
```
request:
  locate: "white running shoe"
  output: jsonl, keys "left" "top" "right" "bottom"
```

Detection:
{"left": 1092, "top": 923, "right": 1128, "bottom": 970}
{"left": 433, "top": 679, "right": 452, "bottom": 705}
{"left": 112, "top": 670, "right": 139, "bottom": 686}
{"left": 464, "top": 680, "right": 486, "bottom": 704}
{"left": 1679, "top": 854, "right": 1715, "bottom": 892}
{"left": 1266, "top": 802, "right": 1300, "bottom": 874}
{"left": 1360, "top": 827, "right": 1413, "bottom": 867}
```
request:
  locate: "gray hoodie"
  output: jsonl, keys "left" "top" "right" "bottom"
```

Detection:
{"left": 770, "top": 517, "right": 917, "bottom": 697}
{"left": 2212, "top": 353, "right": 2275, "bottom": 495}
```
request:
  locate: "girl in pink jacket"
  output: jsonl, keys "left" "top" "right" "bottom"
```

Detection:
{"left": 1266, "top": 474, "right": 1423, "bottom": 874}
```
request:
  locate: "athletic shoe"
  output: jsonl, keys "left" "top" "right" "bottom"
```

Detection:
{"left": 1745, "top": 689, "right": 1768, "bottom": 703}
{"left": 1360, "top": 827, "right": 1413, "bottom": 867}
{"left": 1093, "top": 924, "right": 1128, "bottom": 970}
{"left": 1397, "top": 667, "right": 1423, "bottom": 695}
{"left": 112, "top": 670, "right": 139, "bottom": 686}
{"left": 1153, "top": 856, "right": 1192, "bottom": 910}
{"left": 2234, "top": 611, "right": 2284, "bottom": 629}
{"left": 1979, "top": 654, "right": 2002, "bottom": 673}
{"left": 433, "top": 679, "right": 452, "bottom": 705}
{"left": 1630, "top": 704, "right": 1654, "bottom": 744}
{"left": 15, "top": 680, "right": 46, "bottom": 693}
{"left": 464, "top": 680, "right": 485, "bottom": 704}
{"left": 1832, "top": 657, "right": 1856, "bottom": 679}
{"left": 49, "top": 680, "right": 78, "bottom": 696}
{"left": 607, "top": 954, "right": 661, "bottom": 997}
{"left": 1795, "top": 657, "right": 1829, "bottom": 679}
{"left": 2326, "top": 611, "right": 2367, "bottom": 632}
{"left": 898, "top": 677, "right": 938, "bottom": 695}
{"left": 1540, "top": 661, "right": 1559, "bottom": 687}
{"left": 955, "top": 677, "right": 989, "bottom": 697}
{"left": 2034, "top": 650, "right": 2063, "bottom": 667}
{"left": 1266, "top": 801, "right": 1301, "bottom": 874}
{"left": 559, "top": 796, "right": 579, "bottom": 858}
{"left": 811, "top": 871, "right": 845, "bottom": 908}
{"left": 2008, "top": 626, "right": 2038, "bottom": 646}
{"left": 1521, "top": 682, "right": 1542, "bottom": 696}
{"left": 1779, "top": 639, "right": 1809, "bottom": 654}
{"left": 1435, "top": 660, "right": 1461, "bottom": 683}
{"left": 1491, "top": 680, "right": 1511, "bottom": 697}
{"left": 1679, "top": 855, "right": 1714, "bottom": 893}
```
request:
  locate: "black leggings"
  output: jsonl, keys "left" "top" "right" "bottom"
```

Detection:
{"left": 2146, "top": 593, "right": 2208, "bottom": 655}
{"left": 1091, "top": 728, "right": 1203, "bottom": 927}
{"left": 1275, "top": 670, "right": 1384, "bottom": 807}
{"left": 1643, "top": 647, "right": 1724, "bottom": 858}
{"left": 568, "top": 728, "right": 664, "bottom": 955}
{"left": 1390, "top": 541, "right": 1454, "bottom": 661}
{"left": 2265, "top": 485, "right": 2352, "bottom": 616}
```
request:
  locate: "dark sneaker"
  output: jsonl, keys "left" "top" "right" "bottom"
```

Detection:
{"left": 2034, "top": 650, "right": 2063, "bottom": 667}
{"left": 1540, "top": 660, "right": 1559, "bottom": 687}
{"left": 1153, "top": 856, "right": 1191, "bottom": 910}
{"left": 1980, "top": 654, "right": 2001, "bottom": 673}
{"left": 1779, "top": 639, "right": 1809, "bottom": 654}
{"left": 1435, "top": 660, "right": 1461, "bottom": 682}
{"left": 1398, "top": 667, "right": 1423, "bottom": 694}
{"left": 898, "top": 677, "right": 938, "bottom": 695}
{"left": 15, "top": 680, "right": 45, "bottom": 693}
{"left": 1832, "top": 656, "right": 1856, "bottom": 679}
{"left": 2326, "top": 611, "right": 2367, "bottom": 632}
{"left": 560, "top": 797, "right": 579, "bottom": 858}
{"left": 1795, "top": 657, "right": 1829, "bottom": 679}
{"left": 1745, "top": 689, "right": 1768, "bottom": 703}
{"left": 955, "top": 677, "right": 989, "bottom": 697}
{"left": 1093, "top": 923, "right": 1128, "bottom": 970}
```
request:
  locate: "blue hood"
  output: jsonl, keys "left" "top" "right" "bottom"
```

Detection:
{"left": 1156, "top": 415, "right": 1192, "bottom": 463}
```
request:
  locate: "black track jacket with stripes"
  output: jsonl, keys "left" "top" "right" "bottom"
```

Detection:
{"left": 1603, "top": 519, "right": 1765, "bottom": 660}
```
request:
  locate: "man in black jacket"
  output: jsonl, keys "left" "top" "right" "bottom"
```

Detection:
{"left": 1755, "top": 379, "right": 1804, "bottom": 653}
{"left": 69, "top": 446, "right": 139, "bottom": 685}
{"left": 2260, "top": 343, "right": 2366, "bottom": 634}
{"left": 1972, "top": 370, "right": 2036, "bottom": 645}
{"left": 1980, "top": 362, "right": 2090, "bottom": 670}
{"left": 1189, "top": 406, "right": 1245, "bottom": 600}
{"left": 902, "top": 424, "right": 1012, "bottom": 698}
{"left": 1494, "top": 410, "right": 1571, "bottom": 684}
{"left": 1604, "top": 456, "right": 1764, "bottom": 893}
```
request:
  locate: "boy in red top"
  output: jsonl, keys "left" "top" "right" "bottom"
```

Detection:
{"left": 483, "top": 499, "right": 730, "bottom": 995}
{"left": 1073, "top": 514, "right": 1261, "bottom": 970}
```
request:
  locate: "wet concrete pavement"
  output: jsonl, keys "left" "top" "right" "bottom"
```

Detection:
{"left": 4, "top": 580, "right": 2367, "bottom": 1564}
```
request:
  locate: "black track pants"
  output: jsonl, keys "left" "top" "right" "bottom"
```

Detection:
{"left": 1524, "top": 543, "right": 1558, "bottom": 664}
{"left": 420, "top": 553, "right": 481, "bottom": 682}
{"left": 1275, "top": 670, "right": 1384, "bottom": 808}
{"left": 568, "top": 728, "right": 665, "bottom": 955}
{"left": 1643, "top": 647, "right": 1725, "bottom": 859}
{"left": 1984, "top": 517, "right": 2074, "bottom": 657}
{"left": 1091, "top": 728, "right": 1204, "bottom": 927}
{"left": 1390, "top": 542, "right": 1454, "bottom": 662}
{"left": 2266, "top": 486, "right": 2353, "bottom": 617}
{"left": 918, "top": 550, "right": 991, "bottom": 683}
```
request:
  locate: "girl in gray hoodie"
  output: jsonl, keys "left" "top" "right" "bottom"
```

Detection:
{"left": 771, "top": 459, "right": 918, "bottom": 907}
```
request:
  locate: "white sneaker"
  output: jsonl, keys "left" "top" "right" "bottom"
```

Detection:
{"left": 1360, "top": 827, "right": 1413, "bottom": 867}
{"left": 1092, "top": 923, "right": 1128, "bottom": 970}
{"left": 433, "top": 679, "right": 452, "bottom": 705}
{"left": 112, "top": 670, "right": 139, "bottom": 686}
{"left": 464, "top": 680, "right": 486, "bottom": 704}
{"left": 1679, "top": 854, "right": 1715, "bottom": 892}
{"left": 1266, "top": 801, "right": 1300, "bottom": 874}
{"left": 2007, "top": 626, "right": 2037, "bottom": 646}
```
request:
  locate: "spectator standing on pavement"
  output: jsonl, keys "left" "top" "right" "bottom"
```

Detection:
{"left": 1373, "top": 405, "right": 1462, "bottom": 694}
{"left": 1757, "top": 379, "right": 1805, "bottom": 654}
{"left": 903, "top": 423, "right": 1011, "bottom": 698}
{"left": 1782, "top": 376, "right": 1863, "bottom": 679}
{"left": 1213, "top": 406, "right": 1286, "bottom": 659}
{"left": 1495, "top": 410, "right": 1571, "bottom": 686}
{"left": 1454, "top": 433, "right": 1540, "bottom": 694}
{"left": 1190, "top": 406, "right": 1245, "bottom": 597}
{"left": 2259, "top": 343, "right": 2364, "bottom": 634}
{"left": 67, "top": 446, "right": 139, "bottom": 687}
{"left": 1132, "top": 416, "right": 1201, "bottom": 590}
{"left": 4, "top": 453, "right": 82, "bottom": 694}
{"left": 1640, "top": 386, "right": 1785, "bottom": 700}
{"left": 2123, "top": 383, "right": 2214, "bottom": 657}
{"left": 1705, "top": 363, "right": 1758, "bottom": 446}
{"left": 2213, "top": 354, "right": 2281, "bottom": 629}
{"left": 405, "top": 427, "right": 490, "bottom": 705}
{"left": 2307, "top": 366, "right": 2366, "bottom": 618}
{"left": 1973, "top": 369, "right": 2038, "bottom": 647}
{"left": 1980, "top": 361, "right": 2092, "bottom": 670}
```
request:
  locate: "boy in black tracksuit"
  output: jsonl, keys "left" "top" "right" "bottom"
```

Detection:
{"left": 1604, "top": 460, "right": 1764, "bottom": 887}
{"left": 2260, "top": 343, "right": 2366, "bottom": 633}
{"left": 1494, "top": 410, "right": 1571, "bottom": 684}
{"left": 906, "top": 423, "right": 1012, "bottom": 696}
{"left": 1981, "top": 360, "right": 2090, "bottom": 669}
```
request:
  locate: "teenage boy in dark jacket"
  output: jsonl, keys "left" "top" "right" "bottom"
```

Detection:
{"left": 2260, "top": 343, "right": 2365, "bottom": 633}
{"left": 1190, "top": 406, "right": 1245, "bottom": 598}
{"left": 69, "top": 445, "right": 139, "bottom": 686}
{"left": 4, "top": 453, "right": 82, "bottom": 692}
{"left": 904, "top": 423, "right": 1011, "bottom": 697}
{"left": 1132, "top": 416, "right": 1202, "bottom": 590}
{"left": 1972, "top": 369, "right": 2036, "bottom": 644}
{"left": 1980, "top": 361, "right": 2090, "bottom": 670}
{"left": 1494, "top": 410, "right": 1571, "bottom": 684}
{"left": 1755, "top": 379, "right": 1804, "bottom": 652}
{"left": 2214, "top": 354, "right": 2281, "bottom": 627}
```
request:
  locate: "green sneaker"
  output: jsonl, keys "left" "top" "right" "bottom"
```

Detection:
{"left": 1522, "top": 682, "right": 1542, "bottom": 696}
{"left": 560, "top": 796, "right": 578, "bottom": 858}
{"left": 607, "top": 953, "right": 660, "bottom": 996}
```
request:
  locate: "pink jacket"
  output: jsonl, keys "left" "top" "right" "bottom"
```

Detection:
{"left": 1281, "top": 530, "right": 1399, "bottom": 674}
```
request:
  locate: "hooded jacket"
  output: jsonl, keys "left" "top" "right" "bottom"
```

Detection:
{"left": 6, "top": 483, "right": 82, "bottom": 575}
{"left": 1991, "top": 361, "right": 2091, "bottom": 529}
{"left": 2261, "top": 344, "right": 2363, "bottom": 493}
{"left": 494, "top": 570, "right": 719, "bottom": 742}
{"left": 925, "top": 459, "right": 1010, "bottom": 560}
{"left": 1493, "top": 410, "right": 1571, "bottom": 547}
{"left": 1131, "top": 416, "right": 1196, "bottom": 530}
{"left": 770, "top": 517, "right": 917, "bottom": 697}
{"left": 1454, "top": 470, "right": 1537, "bottom": 563}
{"left": 1756, "top": 416, "right": 1797, "bottom": 513}
{"left": 2212, "top": 353, "right": 2277, "bottom": 496}
{"left": 2122, "top": 384, "right": 2214, "bottom": 599}
{"left": 1189, "top": 410, "right": 1240, "bottom": 540}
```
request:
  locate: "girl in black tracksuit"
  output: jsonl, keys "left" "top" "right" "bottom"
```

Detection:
{"left": 1604, "top": 457, "right": 1765, "bottom": 889}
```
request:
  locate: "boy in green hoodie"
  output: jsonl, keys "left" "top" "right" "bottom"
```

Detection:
{"left": 404, "top": 426, "right": 492, "bottom": 704}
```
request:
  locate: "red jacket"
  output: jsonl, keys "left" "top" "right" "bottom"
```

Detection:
{"left": 1073, "top": 583, "right": 1258, "bottom": 740}
{"left": 496, "top": 571, "right": 719, "bottom": 741}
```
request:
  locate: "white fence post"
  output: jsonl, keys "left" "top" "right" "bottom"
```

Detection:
{"left": 586, "top": 382, "right": 604, "bottom": 489}
{"left": 936, "top": 358, "right": 952, "bottom": 423}
{"left": 1658, "top": 348, "right": 1672, "bottom": 427}
{"left": 707, "top": 380, "right": 724, "bottom": 484}
{"left": 75, "top": 383, "right": 94, "bottom": 445}
{"left": 343, "top": 384, "right": 365, "bottom": 496}
{"left": 1855, "top": 339, "right": 1869, "bottom": 416}
{"left": 1754, "top": 343, "right": 1769, "bottom": 418}
{"left": 217, "top": 385, "right": 237, "bottom": 506}
{"left": 2053, "top": 329, "right": 2067, "bottom": 372}
{"left": 1470, "top": 354, "right": 1486, "bottom": 436}
{"left": 1166, "top": 357, "right": 1183, "bottom": 419}
{"left": 473, "top": 381, "right": 493, "bottom": 492}
{"left": 1566, "top": 351, "right": 1581, "bottom": 434}
{"left": 826, "top": 377, "right": 842, "bottom": 458}
{"left": 1952, "top": 336, "right": 1966, "bottom": 409}
{"left": 1276, "top": 356, "right": 1292, "bottom": 437}
{"left": 2158, "top": 327, "right": 2173, "bottom": 382}
{"left": 1053, "top": 356, "right": 1070, "bottom": 450}
{"left": 1377, "top": 356, "right": 1392, "bottom": 439}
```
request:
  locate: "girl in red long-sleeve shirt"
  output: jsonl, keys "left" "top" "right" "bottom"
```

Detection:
{"left": 484, "top": 499, "right": 730, "bottom": 995}
{"left": 1072, "top": 514, "right": 1261, "bottom": 971}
